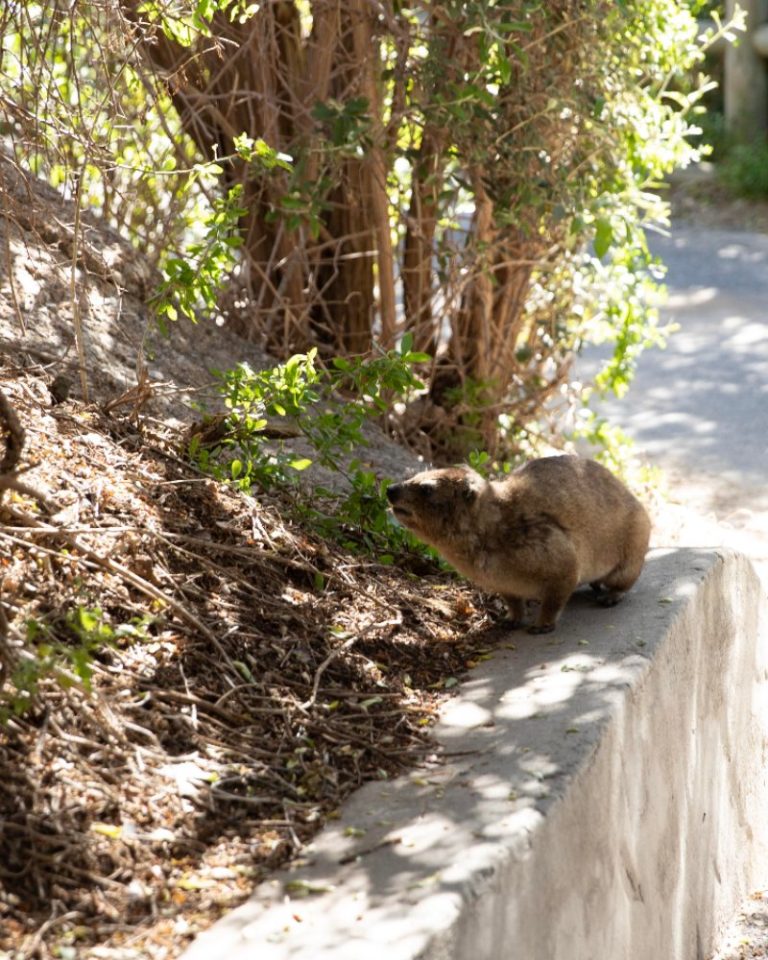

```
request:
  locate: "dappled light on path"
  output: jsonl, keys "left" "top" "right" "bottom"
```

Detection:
{"left": 581, "top": 227, "right": 768, "bottom": 531}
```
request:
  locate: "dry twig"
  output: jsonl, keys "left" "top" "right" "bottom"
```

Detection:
{"left": 0, "top": 388, "right": 25, "bottom": 475}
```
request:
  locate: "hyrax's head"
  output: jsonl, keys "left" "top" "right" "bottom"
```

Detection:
{"left": 386, "top": 466, "right": 487, "bottom": 546}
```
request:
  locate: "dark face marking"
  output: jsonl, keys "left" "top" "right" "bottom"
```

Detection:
{"left": 385, "top": 469, "right": 479, "bottom": 538}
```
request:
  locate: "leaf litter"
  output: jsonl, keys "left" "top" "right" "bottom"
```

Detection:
{"left": 0, "top": 370, "right": 491, "bottom": 959}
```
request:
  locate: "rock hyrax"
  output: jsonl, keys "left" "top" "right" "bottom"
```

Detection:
{"left": 386, "top": 455, "right": 651, "bottom": 634}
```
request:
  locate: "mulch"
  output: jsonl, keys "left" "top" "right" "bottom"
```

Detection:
{"left": 0, "top": 369, "right": 493, "bottom": 959}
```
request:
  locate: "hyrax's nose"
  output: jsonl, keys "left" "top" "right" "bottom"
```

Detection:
{"left": 386, "top": 483, "right": 403, "bottom": 504}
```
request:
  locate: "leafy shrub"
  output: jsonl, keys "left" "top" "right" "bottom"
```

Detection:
{"left": 193, "top": 336, "right": 434, "bottom": 558}
{"left": 2, "top": 607, "right": 151, "bottom": 722}
{"left": 718, "top": 141, "right": 768, "bottom": 199}
{"left": 0, "top": 0, "right": 734, "bottom": 461}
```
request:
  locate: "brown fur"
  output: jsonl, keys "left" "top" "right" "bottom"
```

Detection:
{"left": 386, "top": 456, "right": 651, "bottom": 633}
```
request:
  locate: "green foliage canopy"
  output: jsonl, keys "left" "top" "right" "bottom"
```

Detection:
{"left": 0, "top": 0, "right": 729, "bottom": 458}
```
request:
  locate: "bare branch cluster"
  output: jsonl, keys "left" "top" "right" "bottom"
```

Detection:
{"left": 0, "top": 1, "right": 616, "bottom": 458}
{"left": 1, "top": 1, "right": 708, "bottom": 459}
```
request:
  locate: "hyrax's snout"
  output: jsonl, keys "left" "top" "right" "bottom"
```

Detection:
{"left": 385, "top": 483, "right": 404, "bottom": 505}
{"left": 386, "top": 482, "right": 414, "bottom": 521}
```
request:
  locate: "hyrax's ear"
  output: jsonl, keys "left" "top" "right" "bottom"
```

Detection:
{"left": 461, "top": 467, "right": 486, "bottom": 503}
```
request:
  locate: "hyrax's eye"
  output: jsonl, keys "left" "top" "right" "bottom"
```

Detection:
{"left": 419, "top": 481, "right": 437, "bottom": 499}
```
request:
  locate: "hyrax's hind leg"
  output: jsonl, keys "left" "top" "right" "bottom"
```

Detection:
{"left": 597, "top": 511, "right": 651, "bottom": 608}
{"left": 500, "top": 596, "right": 526, "bottom": 629}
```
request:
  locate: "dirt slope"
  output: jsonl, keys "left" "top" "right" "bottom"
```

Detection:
{"left": 0, "top": 157, "right": 493, "bottom": 958}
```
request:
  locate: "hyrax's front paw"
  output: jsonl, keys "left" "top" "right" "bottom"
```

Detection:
{"left": 528, "top": 623, "right": 555, "bottom": 635}
{"left": 595, "top": 590, "right": 624, "bottom": 608}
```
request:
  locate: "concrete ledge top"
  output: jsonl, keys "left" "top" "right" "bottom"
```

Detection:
{"left": 182, "top": 547, "right": 767, "bottom": 960}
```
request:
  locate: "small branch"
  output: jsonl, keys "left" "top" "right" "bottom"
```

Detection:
{"left": 70, "top": 158, "right": 91, "bottom": 403}
{"left": 302, "top": 614, "right": 401, "bottom": 710}
{"left": 0, "top": 168, "right": 27, "bottom": 335}
{"left": 0, "top": 389, "right": 25, "bottom": 474}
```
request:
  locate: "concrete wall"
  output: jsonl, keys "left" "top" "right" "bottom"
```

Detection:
{"left": 182, "top": 548, "right": 768, "bottom": 960}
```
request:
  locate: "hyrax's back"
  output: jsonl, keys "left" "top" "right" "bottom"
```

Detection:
{"left": 508, "top": 455, "right": 651, "bottom": 592}
{"left": 513, "top": 456, "right": 641, "bottom": 523}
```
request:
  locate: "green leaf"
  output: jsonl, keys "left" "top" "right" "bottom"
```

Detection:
{"left": 498, "top": 20, "right": 533, "bottom": 33}
{"left": 233, "top": 660, "right": 255, "bottom": 682}
{"left": 74, "top": 607, "right": 100, "bottom": 633}
{"left": 360, "top": 697, "right": 383, "bottom": 710}
{"left": 594, "top": 218, "right": 614, "bottom": 258}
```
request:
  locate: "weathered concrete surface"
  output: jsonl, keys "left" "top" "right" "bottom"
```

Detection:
{"left": 182, "top": 548, "right": 768, "bottom": 960}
